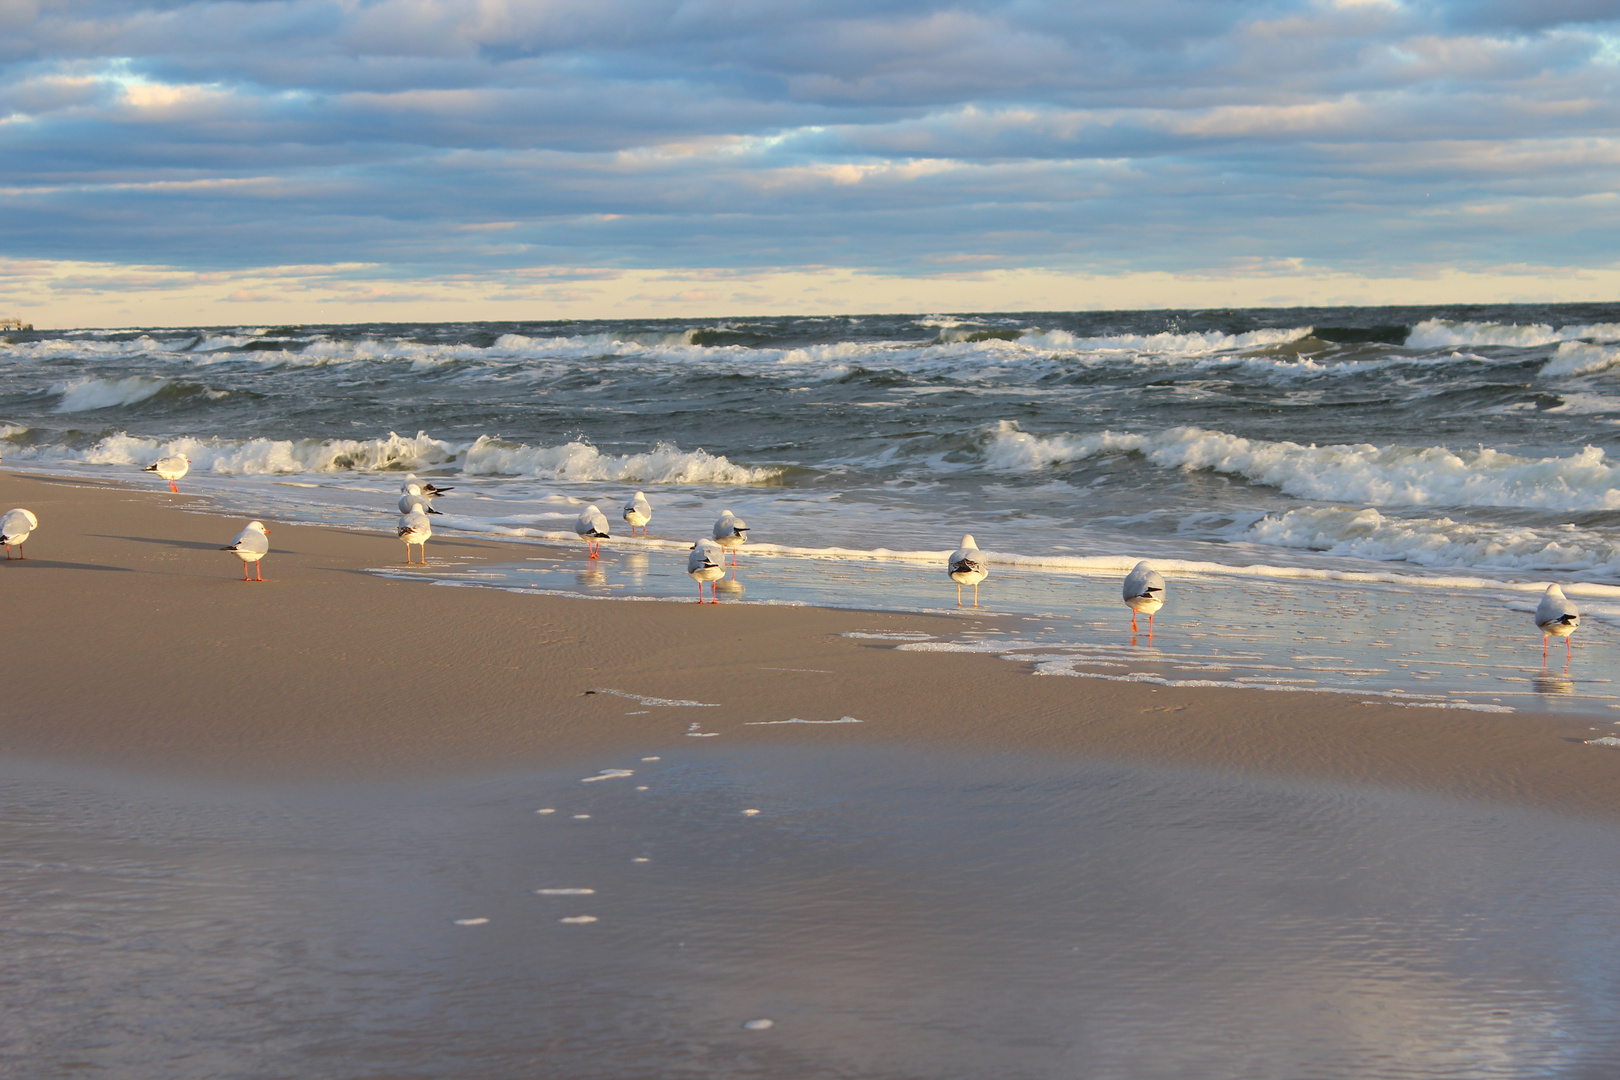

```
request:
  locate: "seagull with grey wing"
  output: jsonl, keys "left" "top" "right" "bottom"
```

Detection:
{"left": 576, "top": 504, "right": 610, "bottom": 558}
{"left": 220, "top": 520, "right": 270, "bottom": 580}
{"left": 623, "top": 491, "right": 652, "bottom": 537}
{"left": 1535, "top": 583, "right": 1579, "bottom": 665}
{"left": 688, "top": 537, "right": 726, "bottom": 603}
{"left": 1, "top": 507, "right": 39, "bottom": 560}
{"left": 398, "top": 483, "right": 443, "bottom": 516}
{"left": 947, "top": 534, "right": 988, "bottom": 607}
{"left": 1122, "top": 561, "right": 1166, "bottom": 635}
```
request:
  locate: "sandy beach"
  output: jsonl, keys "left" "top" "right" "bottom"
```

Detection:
{"left": 3, "top": 470, "right": 1617, "bottom": 814}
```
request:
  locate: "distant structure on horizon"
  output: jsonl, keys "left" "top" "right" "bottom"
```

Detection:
{"left": 0, "top": 317, "right": 31, "bottom": 331}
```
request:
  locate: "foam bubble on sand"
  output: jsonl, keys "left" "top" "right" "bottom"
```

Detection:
{"left": 535, "top": 888, "right": 596, "bottom": 896}
{"left": 640, "top": 756, "right": 661, "bottom": 761}
{"left": 633, "top": 857, "right": 650, "bottom": 863}
{"left": 572, "top": 814, "right": 591, "bottom": 819}
{"left": 743, "top": 809, "right": 761, "bottom": 816}
{"left": 591, "top": 689, "right": 720, "bottom": 707}
{"left": 841, "top": 631, "right": 934, "bottom": 640}
{"left": 1584, "top": 737, "right": 1620, "bottom": 747}
{"left": 745, "top": 717, "right": 864, "bottom": 724}
{"left": 1032, "top": 658, "right": 1516, "bottom": 711}
{"left": 636, "top": 785, "right": 649, "bottom": 790}
{"left": 686, "top": 722, "right": 720, "bottom": 737}
{"left": 625, "top": 710, "right": 651, "bottom": 715}
{"left": 742, "top": 1019, "right": 775, "bottom": 1031}
{"left": 898, "top": 639, "right": 1039, "bottom": 653}
{"left": 559, "top": 915, "right": 599, "bottom": 924}
{"left": 581, "top": 769, "right": 634, "bottom": 783}
{"left": 454, "top": 918, "right": 490, "bottom": 926}
{"left": 535, "top": 808, "right": 556, "bottom": 814}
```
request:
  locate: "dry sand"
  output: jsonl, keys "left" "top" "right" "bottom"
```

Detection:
{"left": 2, "top": 471, "right": 1618, "bottom": 814}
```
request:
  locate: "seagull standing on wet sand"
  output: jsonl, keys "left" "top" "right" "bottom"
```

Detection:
{"left": 948, "top": 535, "right": 987, "bottom": 607}
{"left": 712, "top": 510, "right": 748, "bottom": 568}
{"left": 144, "top": 455, "right": 190, "bottom": 493}
{"left": 1123, "top": 561, "right": 1166, "bottom": 635}
{"left": 397, "top": 507, "right": 432, "bottom": 564}
{"left": 399, "top": 483, "right": 443, "bottom": 516}
{"left": 1, "top": 508, "right": 38, "bottom": 560}
{"left": 1535, "top": 583, "right": 1579, "bottom": 664}
{"left": 220, "top": 520, "right": 270, "bottom": 580}
{"left": 623, "top": 491, "right": 652, "bottom": 537}
{"left": 688, "top": 538, "right": 726, "bottom": 602}
{"left": 576, "top": 504, "right": 610, "bottom": 558}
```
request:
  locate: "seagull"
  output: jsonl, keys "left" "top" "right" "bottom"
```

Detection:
{"left": 1535, "top": 583, "right": 1579, "bottom": 664}
{"left": 576, "top": 504, "right": 610, "bottom": 558}
{"left": 623, "top": 491, "right": 652, "bottom": 537}
{"left": 398, "top": 483, "right": 443, "bottom": 516}
{"left": 220, "top": 520, "right": 270, "bottom": 580}
{"left": 1, "top": 508, "right": 38, "bottom": 560}
{"left": 688, "top": 538, "right": 726, "bottom": 602}
{"left": 397, "top": 506, "right": 432, "bottom": 564}
{"left": 712, "top": 510, "right": 748, "bottom": 567}
{"left": 1123, "top": 561, "right": 1166, "bottom": 635}
{"left": 401, "top": 474, "right": 453, "bottom": 499}
{"left": 144, "top": 455, "right": 191, "bottom": 493}
{"left": 947, "top": 534, "right": 987, "bottom": 607}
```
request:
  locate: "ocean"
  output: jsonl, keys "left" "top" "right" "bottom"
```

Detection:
{"left": 4, "top": 304, "right": 1620, "bottom": 713}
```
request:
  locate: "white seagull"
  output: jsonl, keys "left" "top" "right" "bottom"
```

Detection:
{"left": 1535, "top": 583, "right": 1580, "bottom": 664}
{"left": 1, "top": 508, "right": 38, "bottom": 560}
{"left": 401, "top": 474, "right": 453, "bottom": 499}
{"left": 688, "top": 538, "right": 726, "bottom": 603}
{"left": 398, "top": 483, "right": 443, "bottom": 516}
{"left": 220, "top": 520, "right": 270, "bottom": 581}
{"left": 712, "top": 510, "right": 748, "bottom": 567}
{"left": 1123, "top": 561, "right": 1166, "bottom": 635}
{"left": 576, "top": 504, "right": 610, "bottom": 558}
{"left": 144, "top": 455, "right": 191, "bottom": 493}
{"left": 947, "top": 534, "right": 988, "bottom": 607}
{"left": 397, "top": 506, "right": 432, "bottom": 564}
{"left": 623, "top": 491, "right": 652, "bottom": 537}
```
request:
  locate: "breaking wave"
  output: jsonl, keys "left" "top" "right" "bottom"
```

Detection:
{"left": 52, "top": 376, "right": 171, "bottom": 412}
{"left": 979, "top": 421, "right": 1620, "bottom": 512}
{"left": 6, "top": 430, "right": 777, "bottom": 485}
{"left": 1407, "top": 318, "right": 1620, "bottom": 350}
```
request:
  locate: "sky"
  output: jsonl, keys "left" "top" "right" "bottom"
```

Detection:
{"left": 2, "top": 0, "right": 1618, "bottom": 326}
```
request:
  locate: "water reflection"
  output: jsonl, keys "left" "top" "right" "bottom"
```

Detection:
{"left": 9, "top": 750, "right": 1620, "bottom": 1078}
{"left": 575, "top": 566, "right": 607, "bottom": 589}
{"left": 1534, "top": 673, "right": 1576, "bottom": 695}
{"left": 714, "top": 577, "right": 745, "bottom": 599}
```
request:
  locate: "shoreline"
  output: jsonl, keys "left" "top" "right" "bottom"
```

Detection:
{"left": 3, "top": 469, "right": 1619, "bottom": 817}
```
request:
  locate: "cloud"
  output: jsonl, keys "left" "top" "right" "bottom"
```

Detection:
{"left": 0, "top": 0, "right": 1618, "bottom": 322}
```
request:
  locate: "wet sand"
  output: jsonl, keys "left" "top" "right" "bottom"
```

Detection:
{"left": 2, "top": 470, "right": 1618, "bottom": 815}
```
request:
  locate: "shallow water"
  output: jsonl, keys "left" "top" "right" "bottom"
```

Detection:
{"left": 381, "top": 544, "right": 1620, "bottom": 718}
{"left": 6, "top": 747, "right": 1620, "bottom": 1079}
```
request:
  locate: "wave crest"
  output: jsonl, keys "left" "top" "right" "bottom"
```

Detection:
{"left": 461, "top": 436, "right": 777, "bottom": 484}
{"left": 980, "top": 421, "right": 1620, "bottom": 512}
{"left": 52, "top": 376, "right": 171, "bottom": 413}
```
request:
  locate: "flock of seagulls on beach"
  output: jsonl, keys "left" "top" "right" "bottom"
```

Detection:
{"left": 0, "top": 458, "right": 1593, "bottom": 666}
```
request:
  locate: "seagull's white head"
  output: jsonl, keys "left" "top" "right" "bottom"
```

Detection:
{"left": 404, "top": 483, "right": 423, "bottom": 496}
{"left": 1545, "top": 583, "right": 1567, "bottom": 598}
{"left": 247, "top": 520, "right": 268, "bottom": 534}
{"left": 960, "top": 534, "right": 977, "bottom": 549}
